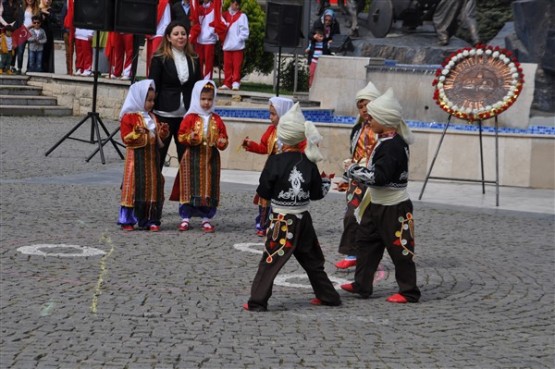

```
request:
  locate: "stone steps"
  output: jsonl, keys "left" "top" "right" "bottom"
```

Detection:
{"left": 0, "top": 75, "right": 73, "bottom": 117}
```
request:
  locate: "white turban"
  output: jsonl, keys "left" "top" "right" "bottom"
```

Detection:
{"left": 277, "top": 103, "right": 324, "bottom": 163}
{"left": 366, "top": 88, "right": 414, "bottom": 144}
{"left": 355, "top": 81, "right": 381, "bottom": 102}
{"left": 269, "top": 96, "right": 294, "bottom": 119}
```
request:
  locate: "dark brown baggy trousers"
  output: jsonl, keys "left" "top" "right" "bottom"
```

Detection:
{"left": 247, "top": 211, "right": 341, "bottom": 311}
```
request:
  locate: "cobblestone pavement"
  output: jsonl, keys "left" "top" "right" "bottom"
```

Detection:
{"left": 1, "top": 117, "right": 554, "bottom": 369}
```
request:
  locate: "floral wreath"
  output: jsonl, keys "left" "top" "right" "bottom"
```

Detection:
{"left": 432, "top": 45, "right": 525, "bottom": 121}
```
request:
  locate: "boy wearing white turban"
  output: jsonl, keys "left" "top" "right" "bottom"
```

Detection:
{"left": 341, "top": 88, "right": 421, "bottom": 304}
{"left": 244, "top": 103, "right": 341, "bottom": 311}
{"left": 241, "top": 97, "right": 305, "bottom": 237}
{"left": 335, "top": 81, "right": 381, "bottom": 269}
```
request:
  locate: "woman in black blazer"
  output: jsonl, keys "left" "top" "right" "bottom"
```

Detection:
{"left": 149, "top": 20, "right": 201, "bottom": 169}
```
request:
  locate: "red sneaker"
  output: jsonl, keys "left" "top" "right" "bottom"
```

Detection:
{"left": 149, "top": 225, "right": 160, "bottom": 232}
{"left": 335, "top": 258, "right": 356, "bottom": 269}
{"left": 386, "top": 293, "right": 408, "bottom": 303}
{"left": 178, "top": 221, "right": 190, "bottom": 231}
{"left": 256, "top": 229, "right": 266, "bottom": 237}
{"left": 121, "top": 225, "right": 134, "bottom": 231}
{"left": 340, "top": 283, "right": 356, "bottom": 293}
{"left": 242, "top": 303, "right": 249, "bottom": 311}
{"left": 310, "top": 298, "right": 322, "bottom": 305}
{"left": 202, "top": 222, "right": 215, "bottom": 233}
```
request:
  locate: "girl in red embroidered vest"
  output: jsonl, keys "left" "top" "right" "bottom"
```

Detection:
{"left": 171, "top": 80, "right": 229, "bottom": 233}
{"left": 118, "top": 79, "right": 170, "bottom": 232}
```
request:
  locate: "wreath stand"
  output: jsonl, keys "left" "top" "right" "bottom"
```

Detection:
{"left": 421, "top": 44, "right": 525, "bottom": 208}
{"left": 418, "top": 115, "right": 500, "bottom": 206}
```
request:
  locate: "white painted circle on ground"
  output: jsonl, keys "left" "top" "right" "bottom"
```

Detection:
{"left": 275, "top": 273, "right": 350, "bottom": 290}
{"left": 17, "top": 244, "right": 106, "bottom": 257}
{"left": 233, "top": 242, "right": 264, "bottom": 255}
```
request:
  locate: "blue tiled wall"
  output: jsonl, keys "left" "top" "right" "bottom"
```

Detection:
{"left": 215, "top": 108, "right": 555, "bottom": 136}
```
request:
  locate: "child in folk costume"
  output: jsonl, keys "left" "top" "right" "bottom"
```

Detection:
{"left": 118, "top": 79, "right": 170, "bottom": 232}
{"left": 242, "top": 97, "right": 294, "bottom": 237}
{"left": 244, "top": 103, "right": 341, "bottom": 312}
{"left": 171, "top": 80, "right": 229, "bottom": 233}
{"left": 335, "top": 81, "right": 381, "bottom": 270}
{"left": 220, "top": 0, "right": 248, "bottom": 90}
{"left": 341, "top": 88, "right": 421, "bottom": 303}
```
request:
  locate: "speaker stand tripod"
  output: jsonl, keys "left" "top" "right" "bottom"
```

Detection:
{"left": 86, "top": 34, "right": 143, "bottom": 161}
{"left": 418, "top": 115, "right": 500, "bottom": 206}
{"left": 45, "top": 34, "right": 124, "bottom": 164}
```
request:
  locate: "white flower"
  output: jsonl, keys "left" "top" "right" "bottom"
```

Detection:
{"left": 493, "top": 51, "right": 500, "bottom": 58}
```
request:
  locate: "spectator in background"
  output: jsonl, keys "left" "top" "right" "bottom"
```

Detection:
{"left": 106, "top": 32, "right": 133, "bottom": 80}
{"left": 38, "top": 0, "right": 54, "bottom": 73}
{"left": 60, "top": 0, "right": 74, "bottom": 75}
{"left": 74, "top": 26, "right": 93, "bottom": 76}
{"left": 221, "top": 0, "right": 248, "bottom": 91}
{"left": 311, "top": 8, "right": 340, "bottom": 44}
{"left": 0, "top": 1, "right": 17, "bottom": 28}
{"left": 305, "top": 27, "right": 330, "bottom": 88}
{"left": 195, "top": 0, "right": 217, "bottom": 79}
{"left": 16, "top": 0, "right": 38, "bottom": 74}
{"left": 145, "top": 0, "right": 170, "bottom": 76}
{"left": 1, "top": 0, "right": 22, "bottom": 72}
{"left": 27, "top": 15, "right": 46, "bottom": 72}
{"left": 433, "top": 0, "right": 480, "bottom": 46}
{"left": 92, "top": 31, "right": 110, "bottom": 76}
{"left": 0, "top": 25, "right": 15, "bottom": 74}
{"left": 170, "top": 0, "right": 191, "bottom": 31}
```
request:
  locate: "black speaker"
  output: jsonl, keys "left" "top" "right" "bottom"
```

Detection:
{"left": 265, "top": 1, "right": 302, "bottom": 47}
{"left": 114, "top": 0, "right": 158, "bottom": 34}
{"left": 73, "top": 0, "right": 115, "bottom": 31}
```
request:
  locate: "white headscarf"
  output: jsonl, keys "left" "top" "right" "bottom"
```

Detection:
{"left": 185, "top": 80, "right": 217, "bottom": 116}
{"left": 119, "top": 79, "right": 155, "bottom": 119}
{"left": 277, "top": 102, "right": 324, "bottom": 163}
{"left": 269, "top": 96, "right": 294, "bottom": 120}
{"left": 366, "top": 88, "right": 414, "bottom": 145}
{"left": 355, "top": 81, "right": 381, "bottom": 102}
{"left": 119, "top": 79, "right": 157, "bottom": 134}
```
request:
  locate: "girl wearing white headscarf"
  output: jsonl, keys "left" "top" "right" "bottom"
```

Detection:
{"left": 170, "top": 80, "right": 229, "bottom": 233}
{"left": 244, "top": 103, "right": 341, "bottom": 312}
{"left": 341, "top": 88, "right": 421, "bottom": 304}
{"left": 118, "top": 79, "right": 170, "bottom": 232}
{"left": 241, "top": 97, "right": 301, "bottom": 237}
{"left": 335, "top": 81, "right": 382, "bottom": 270}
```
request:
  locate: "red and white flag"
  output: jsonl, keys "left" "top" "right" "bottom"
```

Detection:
{"left": 11, "top": 25, "right": 32, "bottom": 48}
